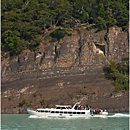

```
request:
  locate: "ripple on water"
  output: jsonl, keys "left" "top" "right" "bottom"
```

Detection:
{"left": 1, "top": 113, "right": 129, "bottom": 130}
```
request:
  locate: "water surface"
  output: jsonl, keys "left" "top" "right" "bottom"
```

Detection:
{"left": 1, "top": 113, "right": 129, "bottom": 130}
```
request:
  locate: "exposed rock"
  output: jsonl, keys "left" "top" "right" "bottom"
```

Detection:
{"left": 1, "top": 26, "right": 129, "bottom": 113}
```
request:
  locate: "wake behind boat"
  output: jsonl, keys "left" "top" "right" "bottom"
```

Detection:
{"left": 27, "top": 102, "right": 108, "bottom": 118}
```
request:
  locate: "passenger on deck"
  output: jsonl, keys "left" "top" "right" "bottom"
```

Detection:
{"left": 80, "top": 106, "right": 82, "bottom": 110}
{"left": 75, "top": 105, "right": 78, "bottom": 110}
{"left": 78, "top": 105, "right": 80, "bottom": 110}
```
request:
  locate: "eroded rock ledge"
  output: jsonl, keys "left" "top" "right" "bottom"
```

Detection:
{"left": 1, "top": 26, "right": 129, "bottom": 113}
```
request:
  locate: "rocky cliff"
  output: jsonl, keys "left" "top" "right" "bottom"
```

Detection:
{"left": 1, "top": 26, "right": 129, "bottom": 113}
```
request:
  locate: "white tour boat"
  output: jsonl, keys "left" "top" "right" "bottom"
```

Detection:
{"left": 27, "top": 102, "right": 108, "bottom": 118}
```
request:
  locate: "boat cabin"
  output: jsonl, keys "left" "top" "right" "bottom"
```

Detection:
{"left": 55, "top": 105, "right": 72, "bottom": 110}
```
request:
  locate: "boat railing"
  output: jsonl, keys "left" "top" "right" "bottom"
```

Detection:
{"left": 72, "top": 102, "right": 81, "bottom": 110}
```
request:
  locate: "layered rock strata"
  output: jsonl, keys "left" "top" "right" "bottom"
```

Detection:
{"left": 1, "top": 26, "right": 129, "bottom": 113}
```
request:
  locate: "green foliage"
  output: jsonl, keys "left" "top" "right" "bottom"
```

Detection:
{"left": 22, "top": 99, "right": 26, "bottom": 106}
{"left": 44, "top": 35, "right": 51, "bottom": 40}
{"left": 29, "top": 35, "right": 42, "bottom": 51}
{"left": 1, "top": 42, "right": 4, "bottom": 51}
{"left": 2, "top": 53, "right": 9, "bottom": 60}
{"left": 106, "top": 60, "right": 129, "bottom": 90}
{"left": 81, "top": 10, "right": 89, "bottom": 23}
{"left": 109, "top": 61, "right": 118, "bottom": 72}
{"left": 96, "top": 3, "right": 107, "bottom": 19}
{"left": 68, "top": 93, "right": 73, "bottom": 98}
{"left": 28, "top": 101, "right": 33, "bottom": 107}
{"left": 86, "top": 25, "right": 96, "bottom": 31}
{"left": 95, "top": 17, "right": 107, "bottom": 31}
{"left": 40, "top": 100, "right": 45, "bottom": 106}
{"left": 122, "top": 57, "right": 129, "bottom": 61}
{"left": 68, "top": 33, "right": 72, "bottom": 36}
{"left": 76, "top": 96, "right": 81, "bottom": 99}
{"left": 2, "top": 30, "right": 27, "bottom": 55}
{"left": 50, "top": 28, "right": 65, "bottom": 41}
{"left": 83, "top": 86, "right": 88, "bottom": 88}
{"left": 105, "top": 15, "right": 117, "bottom": 27}
{"left": 1, "top": 0, "right": 129, "bottom": 56}
{"left": 109, "top": 1, "right": 129, "bottom": 30}
{"left": 104, "top": 34, "right": 108, "bottom": 41}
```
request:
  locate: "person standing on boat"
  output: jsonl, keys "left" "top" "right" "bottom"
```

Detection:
{"left": 78, "top": 105, "right": 80, "bottom": 110}
{"left": 80, "top": 106, "right": 82, "bottom": 110}
{"left": 93, "top": 109, "right": 95, "bottom": 114}
{"left": 90, "top": 108, "right": 93, "bottom": 114}
{"left": 97, "top": 109, "right": 99, "bottom": 114}
{"left": 95, "top": 109, "right": 97, "bottom": 114}
{"left": 86, "top": 105, "right": 88, "bottom": 110}
{"left": 75, "top": 105, "right": 78, "bottom": 110}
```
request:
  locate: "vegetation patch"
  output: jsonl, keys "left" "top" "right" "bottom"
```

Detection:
{"left": 50, "top": 28, "right": 65, "bottom": 41}
{"left": 19, "top": 99, "right": 27, "bottom": 107}
{"left": 91, "top": 92, "right": 96, "bottom": 94}
{"left": 76, "top": 96, "right": 81, "bottom": 99}
{"left": 104, "top": 33, "right": 108, "bottom": 41}
{"left": 40, "top": 99, "right": 45, "bottom": 106}
{"left": 1, "top": 0, "right": 128, "bottom": 57}
{"left": 22, "top": 99, "right": 26, "bottom": 106}
{"left": 67, "top": 33, "right": 72, "bottom": 36}
{"left": 27, "top": 101, "right": 32, "bottom": 107}
{"left": 44, "top": 35, "right": 51, "bottom": 40}
{"left": 105, "top": 60, "right": 129, "bottom": 90}
{"left": 83, "top": 86, "right": 88, "bottom": 89}
{"left": 67, "top": 93, "right": 73, "bottom": 99}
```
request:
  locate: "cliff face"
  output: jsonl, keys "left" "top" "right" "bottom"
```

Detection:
{"left": 1, "top": 26, "right": 129, "bottom": 113}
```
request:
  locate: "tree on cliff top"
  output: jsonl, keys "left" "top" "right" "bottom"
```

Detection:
{"left": 1, "top": 0, "right": 129, "bottom": 56}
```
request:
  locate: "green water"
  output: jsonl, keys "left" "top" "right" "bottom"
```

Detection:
{"left": 1, "top": 113, "right": 129, "bottom": 130}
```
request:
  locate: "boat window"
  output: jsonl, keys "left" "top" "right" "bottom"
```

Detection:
{"left": 68, "top": 112, "right": 72, "bottom": 114}
{"left": 56, "top": 111, "right": 59, "bottom": 113}
{"left": 61, "top": 107, "right": 66, "bottom": 109}
{"left": 56, "top": 107, "right": 61, "bottom": 109}
{"left": 77, "top": 112, "right": 80, "bottom": 114}
{"left": 81, "top": 112, "right": 85, "bottom": 114}
{"left": 51, "top": 111, "right": 55, "bottom": 113}
{"left": 73, "top": 112, "right": 76, "bottom": 114}
{"left": 56, "top": 107, "right": 67, "bottom": 109}
{"left": 60, "top": 111, "right": 63, "bottom": 113}
{"left": 41, "top": 110, "right": 44, "bottom": 112}
{"left": 64, "top": 112, "right": 67, "bottom": 114}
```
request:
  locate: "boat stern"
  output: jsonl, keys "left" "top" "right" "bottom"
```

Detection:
{"left": 102, "top": 111, "right": 108, "bottom": 115}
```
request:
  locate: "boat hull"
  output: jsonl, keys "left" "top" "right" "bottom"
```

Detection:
{"left": 27, "top": 109, "right": 108, "bottom": 118}
{"left": 27, "top": 109, "right": 91, "bottom": 118}
{"left": 101, "top": 112, "right": 108, "bottom": 115}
